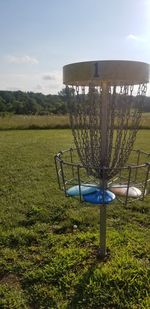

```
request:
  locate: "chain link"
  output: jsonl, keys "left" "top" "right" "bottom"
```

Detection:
{"left": 68, "top": 83, "right": 147, "bottom": 180}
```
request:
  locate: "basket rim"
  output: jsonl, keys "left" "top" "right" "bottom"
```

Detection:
{"left": 63, "top": 60, "right": 149, "bottom": 86}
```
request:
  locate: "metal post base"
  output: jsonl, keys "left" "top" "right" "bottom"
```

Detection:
{"left": 97, "top": 247, "right": 110, "bottom": 261}
{"left": 98, "top": 247, "right": 106, "bottom": 258}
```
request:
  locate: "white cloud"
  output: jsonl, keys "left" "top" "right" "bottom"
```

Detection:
{"left": 6, "top": 55, "right": 39, "bottom": 64}
{"left": 126, "top": 34, "right": 146, "bottom": 42}
{"left": 43, "top": 74, "right": 56, "bottom": 81}
{"left": 126, "top": 34, "right": 138, "bottom": 41}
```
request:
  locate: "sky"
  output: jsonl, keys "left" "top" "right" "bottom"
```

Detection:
{"left": 0, "top": 0, "right": 150, "bottom": 95}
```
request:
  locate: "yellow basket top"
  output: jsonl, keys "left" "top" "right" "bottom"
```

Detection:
{"left": 63, "top": 60, "right": 149, "bottom": 86}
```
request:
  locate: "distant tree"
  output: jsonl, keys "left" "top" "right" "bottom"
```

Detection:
{"left": 0, "top": 97, "right": 6, "bottom": 112}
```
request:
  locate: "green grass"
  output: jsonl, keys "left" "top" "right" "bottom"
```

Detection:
{"left": 0, "top": 129, "right": 150, "bottom": 308}
{"left": 0, "top": 113, "right": 150, "bottom": 130}
{"left": 0, "top": 115, "right": 70, "bottom": 130}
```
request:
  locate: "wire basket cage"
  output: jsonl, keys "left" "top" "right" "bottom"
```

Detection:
{"left": 55, "top": 147, "right": 150, "bottom": 205}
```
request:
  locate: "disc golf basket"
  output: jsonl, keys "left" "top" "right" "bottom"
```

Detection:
{"left": 55, "top": 60, "right": 150, "bottom": 258}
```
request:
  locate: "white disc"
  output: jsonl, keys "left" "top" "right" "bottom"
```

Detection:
{"left": 109, "top": 184, "right": 142, "bottom": 198}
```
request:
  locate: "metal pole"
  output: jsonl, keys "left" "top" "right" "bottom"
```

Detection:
{"left": 134, "top": 150, "right": 140, "bottom": 182}
{"left": 98, "top": 83, "right": 109, "bottom": 258}
{"left": 141, "top": 162, "right": 150, "bottom": 200}
{"left": 77, "top": 165, "right": 82, "bottom": 202}
{"left": 60, "top": 160, "right": 67, "bottom": 196}
{"left": 54, "top": 155, "right": 61, "bottom": 190}
{"left": 125, "top": 166, "right": 132, "bottom": 205}
{"left": 99, "top": 203, "right": 107, "bottom": 258}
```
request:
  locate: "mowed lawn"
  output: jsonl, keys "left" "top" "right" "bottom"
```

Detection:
{"left": 0, "top": 129, "right": 150, "bottom": 308}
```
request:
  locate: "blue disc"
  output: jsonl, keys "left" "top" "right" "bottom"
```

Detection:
{"left": 83, "top": 188, "right": 116, "bottom": 204}
{"left": 66, "top": 184, "right": 98, "bottom": 197}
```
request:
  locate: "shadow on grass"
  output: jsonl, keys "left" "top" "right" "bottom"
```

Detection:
{"left": 68, "top": 248, "right": 111, "bottom": 309}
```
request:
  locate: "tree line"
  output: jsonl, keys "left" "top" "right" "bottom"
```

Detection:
{"left": 0, "top": 90, "right": 150, "bottom": 115}
{"left": 0, "top": 90, "right": 67, "bottom": 115}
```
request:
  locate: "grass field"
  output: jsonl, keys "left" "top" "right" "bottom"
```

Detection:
{"left": 0, "top": 115, "right": 70, "bottom": 130}
{"left": 0, "top": 113, "right": 150, "bottom": 130}
{"left": 0, "top": 129, "right": 150, "bottom": 308}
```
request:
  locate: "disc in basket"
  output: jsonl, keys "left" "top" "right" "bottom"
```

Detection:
{"left": 83, "top": 188, "right": 116, "bottom": 205}
{"left": 109, "top": 184, "right": 142, "bottom": 197}
{"left": 66, "top": 183, "right": 98, "bottom": 197}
